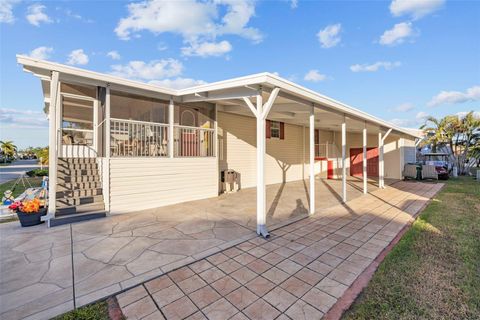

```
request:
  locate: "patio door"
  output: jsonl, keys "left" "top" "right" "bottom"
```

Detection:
{"left": 59, "top": 93, "right": 98, "bottom": 158}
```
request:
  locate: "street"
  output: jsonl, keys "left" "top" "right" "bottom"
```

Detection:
{"left": 0, "top": 159, "right": 40, "bottom": 183}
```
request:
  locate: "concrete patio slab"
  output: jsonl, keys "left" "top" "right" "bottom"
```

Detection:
{"left": 0, "top": 178, "right": 417, "bottom": 320}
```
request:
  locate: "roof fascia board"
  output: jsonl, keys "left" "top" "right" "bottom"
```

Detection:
{"left": 17, "top": 55, "right": 177, "bottom": 96}
{"left": 263, "top": 75, "right": 420, "bottom": 138}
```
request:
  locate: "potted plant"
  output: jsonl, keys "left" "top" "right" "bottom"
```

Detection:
{"left": 10, "top": 198, "right": 47, "bottom": 227}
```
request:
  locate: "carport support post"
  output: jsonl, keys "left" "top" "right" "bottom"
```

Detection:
{"left": 309, "top": 106, "right": 315, "bottom": 215}
{"left": 256, "top": 93, "right": 266, "bottom": 236}
{"left": 363, "top": 123, "right": 367, "bottom": 194}
{"left": 168, "top": 97, "right": 174, "bottom": 158}
{"left": 378, "top": 132, "right": 384, "bottom": 188}
{"left": 342, "top": 115, "right": 347, "bottom": 203}
{"left": 48, "top": 71, "right": 60, "bottom": 220}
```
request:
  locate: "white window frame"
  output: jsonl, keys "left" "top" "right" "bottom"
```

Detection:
{"left": 270, "top": 120, "right": 281, "bottom": 139}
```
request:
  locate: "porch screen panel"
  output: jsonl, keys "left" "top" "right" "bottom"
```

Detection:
{"left": 110, "top": 91, "right": 168, "bottom": 157}
{"left": 174, "top": 102, "right": 216, "bottom": 157}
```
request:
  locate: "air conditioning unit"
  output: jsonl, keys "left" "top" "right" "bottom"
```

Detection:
{"left": 221, "top": 169, "right": 239, "bottom": 193}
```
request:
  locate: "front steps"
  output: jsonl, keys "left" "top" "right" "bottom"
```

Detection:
{"left": 49, "top": 158, "right": 106, "bottom": 227}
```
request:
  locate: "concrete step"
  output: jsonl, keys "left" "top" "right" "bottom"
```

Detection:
{"left": 57, "top": 195, "right": 104, "bottom": 207}
{"left": 56, "top": 202, "right": 105, "bottom": 216}
{"left": 57, "top": 175, "right": 100, "bottom": 183}
{"left": 57, "top": 188, "right": 103, "bottom": 199}
{"left": 57, "top": 181, "right": 102, "bottom": 192}
{"left": 58, "top": 168, "right": 99, "bottom": 177}
{"left": 58, "top": 158, "right": 96, "bottom": 164}
{"left": 58, "top": 162, "right": 98, "bottom": 171}
{"left": 49, "top": 211, "right": 106, "bottom": 227}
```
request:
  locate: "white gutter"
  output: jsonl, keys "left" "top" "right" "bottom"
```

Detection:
{"left": 17, "top": 55, "right": 420, "bottom": 139}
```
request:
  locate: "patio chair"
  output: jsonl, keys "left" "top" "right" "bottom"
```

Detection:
{"left": 422, "top": 164, "right": 438, "bottom": 180}
{"left": 403, "top": 164, "right": 417, "bottom": 180}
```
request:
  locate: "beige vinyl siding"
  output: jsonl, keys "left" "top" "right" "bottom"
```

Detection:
{"left": 109, "top": 157, "right": 217, "bottom": 213}
{"left": 218, "top": 112, "right": 312, "bottom": 190}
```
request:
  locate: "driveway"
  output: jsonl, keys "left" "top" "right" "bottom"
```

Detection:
{"left": 0, "top": 178, "right": 435, "bottom": 320}
{"left": 0, "top": 159, "right": 40, "bottom": 183}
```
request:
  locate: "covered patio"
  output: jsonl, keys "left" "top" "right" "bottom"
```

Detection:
{"left": 1, "top": 176, "right": 394, "bottom": 320}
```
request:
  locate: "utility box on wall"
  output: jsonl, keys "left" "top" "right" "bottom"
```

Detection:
{"left": 221, "top": 169, "right": 240, "bottom": 193}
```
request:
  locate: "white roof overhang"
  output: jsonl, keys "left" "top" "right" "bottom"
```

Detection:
{"left": 16, "top": 55, "right": 421, "bottom": 139}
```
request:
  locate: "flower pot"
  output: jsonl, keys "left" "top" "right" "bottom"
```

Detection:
{"left": 17, "top": 208, "right": 47, "bottom": 227}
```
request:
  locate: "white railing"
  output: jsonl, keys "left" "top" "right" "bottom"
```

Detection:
{"left": 174, "top": 125, "right": 215, "bottom": 157}
{"left": 110, "top": 118, "right": 168, "bottom": 157}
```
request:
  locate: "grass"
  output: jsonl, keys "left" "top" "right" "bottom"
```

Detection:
{"left": 0, "top": 176, "right": 43, "bottom": 198}
{"left": 53, "top": 301, "right": 111, "bottom": 320}
{"left": 343, "top": 176, "right": 480, "bottom": 320}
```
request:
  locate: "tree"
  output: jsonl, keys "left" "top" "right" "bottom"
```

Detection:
{"left": 0, "top": 140, "right": 17, "bottom": 162}
{"left": 421, "top": 111, "right": 480, "bottom": 175}
{"left": 36, "top": 147, "right": 49, "bottom": 165}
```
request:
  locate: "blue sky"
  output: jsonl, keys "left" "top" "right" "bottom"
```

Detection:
{"left": 0, "top": 0, "right": 479, "bottom": 149}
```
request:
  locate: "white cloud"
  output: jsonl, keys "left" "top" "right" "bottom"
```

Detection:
{"left": 350, "top": 61, "right": 401, "bottom": 72}
{"left": 390, "top": 0, "right": 445, "bottom": 20}
{"left": 456, "top": 111, "right": 480, "bottom": 119}
{"left": 290, "top": 0, "right": 298, "bottom": 9}
{"left": 427, "top": 85, "right": 480, "bottom": 107}
{"left": 416, "top": 111, "right": 429, "bottom": 121}
{"left": 390, "top": 111, "right": 429, "bottom": 128}
{"left": 110, "top": 59, "right": 183, "bottom": 81}
{"left": 26, "top": 4, "right": 52, "bottom": 26}
{"left": 67, "top": 49, "right": 89, "bottom": 65}
{"left": 304, "top": 69, "right": 327, "bottom": 82}
{"left": 0, "top": 108, "right": 48, "bottom": 128}
{"left": 181, "top": 40, "right": 232, "bottom": 57}
{"left": 64, "top": 9, "right": 94, "bottom": 23}
{"left": 107, "top": 50, "right": 121, "bottom": 60}
{"left": 149, "top": 78, "right": 207, "bottom": 90}
{"left": 391, "top": 103, "right": 415, "bottom": 112}
{"left": 317, "top": 23, "right": 342, "bottom": 48}
{"left": 114, "top": 0, "right": 262, "bottom": 57}
{"left": 25, "top": 46, "right": 53, "bottom": 60}
{"left": 379, "top": 22, "right": 415, "bottom": 46}
{"left": 0, "top": 0, "right": 20, "bottom": 24}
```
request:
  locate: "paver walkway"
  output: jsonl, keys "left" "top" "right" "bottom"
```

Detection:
{"left": 116, "top": 181, "right": 443, "bottom": 320}
{"left": 0, "top": 177, "right": 389, "bottom": 320}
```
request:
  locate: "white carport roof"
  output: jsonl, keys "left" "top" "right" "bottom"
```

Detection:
{"left": 16, "top": 54, "right": 420, "bottom": 138}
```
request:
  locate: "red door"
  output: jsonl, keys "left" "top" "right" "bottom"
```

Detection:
{"left": 350, "top": 148, "right": 378, "bottom": 177}
{"left": 327, "top": 160, "right": 334, "bottom": 179}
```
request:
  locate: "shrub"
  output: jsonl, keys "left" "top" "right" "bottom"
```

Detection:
{"left": 26, "top": 169, "right": 48, "bottom": 177}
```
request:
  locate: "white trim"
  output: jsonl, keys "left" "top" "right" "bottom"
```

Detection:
{"left": 168, "top": 97, "right": 174, "bottom": 158}
{"left": 341, "top": 116, "right": 347, "bottom": 203}
{"left": 362, "top": 123, "right": 367, "bottom": 194}
{"left": 261, "top": 87, "right": 280, "bottom": 119}
{"left": 309, "top": 107, "right": 315, "bottom": 215}
{"left": 378, "top": 132, "right": 384, "bottom": 189}
{"left": 48, "top": 71, "right": 59, "bottom": 219}
{"left": 16, "top": 55, "right": 420, "bottom": 139}
{"left": 242, "top": 97, "right": 258, "bottom": 117}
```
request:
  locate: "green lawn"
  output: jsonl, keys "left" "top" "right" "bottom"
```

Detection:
{"left": 0, "top": 176, "right": 43, "bottom": 198}
{"left": 53, "top": 301, "right": 111, "bottom": 320}
{"left": 0, "top": 177, "right": 44, "bottom": 224}
{"left": 343, "top": 177, "right": 480, "bottom": 320}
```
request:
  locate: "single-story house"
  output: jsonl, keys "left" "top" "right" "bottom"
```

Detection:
{"left": 17, "top": 55, "right": 420, "bottom": 235}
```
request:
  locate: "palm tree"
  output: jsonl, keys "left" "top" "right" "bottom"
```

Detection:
{"left": 0, "top": 140, "right": 17, "bottom": 163}
{"left": 421, "top": 111, "right": 480, "bottom": 175}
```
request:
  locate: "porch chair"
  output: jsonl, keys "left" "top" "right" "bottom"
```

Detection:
{"left": 422, "top": 164, "right": 438, "bottom": 180}
{"left": 402, "top": 164, "right": 417, "bottom": 180}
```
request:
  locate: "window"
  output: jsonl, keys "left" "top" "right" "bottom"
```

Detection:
{"left": 267, "top": 120, "right": 284, "bottom": 139}
{"left": 270, "top": 121, "right": 281, "bottom": 138}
